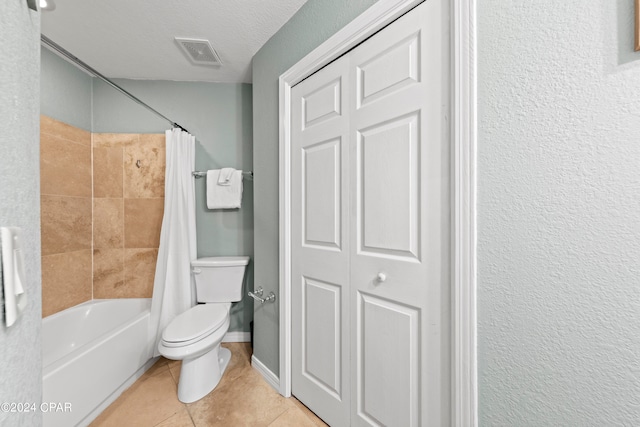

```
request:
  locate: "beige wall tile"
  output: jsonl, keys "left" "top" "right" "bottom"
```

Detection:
{"left": 41, "top": 195, "right": 92, "bottom": 256}
{"left": 93, "top": 248, "right": 125, "bottom": 299}
{"left": 94, "top": 198, "right": 124, "bottom": 249}
{"left": 124, "top": 134, "right": 166, "bottom": 198}
{"left": 93, "top": 146, "right": 123, "bottom": 198}
{"left": 124, "top": 198, "right": 164, "bottom": 248}
{"left": 123, "top": 248, "right": 158, "bottom": 298}
{"left": 41, "top": 115, "right": 91, "bottom": 147}
{"left": 41, "top": 250, "right": 92, "bottom": 317}
{"left": 41, "top": 133, "right": 92, "bottom": 197}
{"left": 39, "top": 128, "right": 170, "bottom": 309}
{"left": 92, "top": 133, "right": 138, "bottom": 148}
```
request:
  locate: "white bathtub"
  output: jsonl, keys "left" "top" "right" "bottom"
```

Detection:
{"left": 43, "top": 299, "right": 155, "bottom": 427}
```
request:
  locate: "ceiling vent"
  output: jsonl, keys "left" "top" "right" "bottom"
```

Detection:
{"left": 175, "top": 37, "right": 222, "bottom": 66}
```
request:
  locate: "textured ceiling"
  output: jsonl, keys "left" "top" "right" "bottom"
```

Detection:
{"left": 41, "top": 0, "right": 307, "bottom": 83}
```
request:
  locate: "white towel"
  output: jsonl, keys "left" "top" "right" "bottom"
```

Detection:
{"left": 206, "top": 169, "right": 243, "bottom": 209}
{"left": 1, "top": 227, "right": 27, "bottom": 327}
{"left": 217, "top": 168, "right": 235, "bottom": 185}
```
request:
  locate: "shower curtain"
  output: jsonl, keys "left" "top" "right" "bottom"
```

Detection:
{"left": 149, "top": 128, "right": 197, "bottom": 357}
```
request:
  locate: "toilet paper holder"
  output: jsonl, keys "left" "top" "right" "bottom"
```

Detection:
{"left": 248, "top": 287, "right": 275, "bottom": 304}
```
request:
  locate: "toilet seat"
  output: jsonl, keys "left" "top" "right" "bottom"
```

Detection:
{"left": 161, "top": 303, "right": 230, "bottom": 348}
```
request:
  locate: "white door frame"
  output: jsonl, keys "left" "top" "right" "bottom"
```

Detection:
{"left": 277, "top": 0, "right": 477, "bottom": 425}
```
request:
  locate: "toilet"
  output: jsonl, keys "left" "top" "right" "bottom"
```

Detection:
{"left": 158, "top": 256, "right": 250, "bottom": 403}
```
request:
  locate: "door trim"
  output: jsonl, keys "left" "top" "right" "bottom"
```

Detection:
{"left": 278, "top": 0, "right": 477, "bottom": 425}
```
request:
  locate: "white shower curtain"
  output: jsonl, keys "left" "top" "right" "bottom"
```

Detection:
{"left": 149, "top": 129, "right": 197, "bottom": 357}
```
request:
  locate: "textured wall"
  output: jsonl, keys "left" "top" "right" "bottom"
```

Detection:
{"left": 41, "top": 48, "right": 93, "bottom": 131}
{"left": 0, "top": 1, "right": 42, "bottom": 426}
{"left": 92, "top": 79, "right": 254, "bottom": 333}
{"left": 252, "top": 0, "right": 377, "bottom": 374}
{"left": 478, "top": 0, "right": 640, "bottom": 424}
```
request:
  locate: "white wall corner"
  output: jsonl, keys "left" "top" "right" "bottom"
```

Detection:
{"left": 251, "top": 354, "right": 280, "bottom": 392}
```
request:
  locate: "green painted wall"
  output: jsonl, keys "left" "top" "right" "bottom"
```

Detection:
{"left": 41, "top": 48, "right": 92, "bottom": 131}
{"left": 252, "top": 0, "right": 377, "bottom": 375}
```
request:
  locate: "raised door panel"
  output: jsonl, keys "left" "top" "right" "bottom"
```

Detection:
{"left": 303, "top": 138, "right": 342, "bottom": 250}
{"left": 357, "top": 293, "right": 420, "bottom": 427}
{"left": 304, "top": 78, "right": 342, "bottom": 129}
{"left": 357, "top": 32, "right": 420, "bottom": 108}
{"left": 357, "top": 112, "right": 420, "bottom": 260}
{"left": 302, "top": 277, "right": 343, "bottom": 399}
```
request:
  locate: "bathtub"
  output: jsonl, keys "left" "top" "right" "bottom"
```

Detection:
{"left": 43, "top": 299, "right": 156, "bottom": 427}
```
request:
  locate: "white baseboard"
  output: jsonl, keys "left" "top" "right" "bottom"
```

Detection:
{"left": 251, "top": 355, "right": 280, "bottom": 392}
{"left": 223, "top": 331, "right": 250, "bottom": 343}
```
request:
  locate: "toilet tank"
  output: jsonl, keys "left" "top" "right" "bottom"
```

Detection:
{"left": 191, "top": 256, "right": 250, "bottom": 303}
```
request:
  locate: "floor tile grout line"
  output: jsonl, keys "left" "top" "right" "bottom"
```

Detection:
{"left": 266, "top": 407, "right": 293, "bottom": 427}
{"left": 185, "top": 403, "right": 197, "bottom": 427}
{"left": 168, "top": 362, "right": 179, "bottom": 385}
{"left": 263, "top": 406, "right": 293, "bottom": 427}
{"left": 151, "top": 410, "right": 181, "bottom": 427}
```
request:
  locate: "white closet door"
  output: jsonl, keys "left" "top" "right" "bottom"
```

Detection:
{"left": 349, "top": 1, "right": 449, "bottom": 426}
{"left": 291, "top": 56, "right": 351, "bottom": 427}
{"left": 291, "top": 1, "right": 450, "bottom": 425}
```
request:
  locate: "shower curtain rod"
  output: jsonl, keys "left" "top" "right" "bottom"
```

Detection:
{"left": 41, "top": 34, "right": 190, "bottom": 134}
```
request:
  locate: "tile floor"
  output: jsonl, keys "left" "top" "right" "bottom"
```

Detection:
{"left": 90, "top": 343, "right": 327, "bottom": 427}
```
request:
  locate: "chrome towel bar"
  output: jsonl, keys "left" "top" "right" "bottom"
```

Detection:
{"left": 192, "top": 170, "right": 253, "bottom": 180}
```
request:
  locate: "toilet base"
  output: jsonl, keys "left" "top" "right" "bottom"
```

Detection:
{"left": 177, "top": 346, "right": 232, "bottom": 403}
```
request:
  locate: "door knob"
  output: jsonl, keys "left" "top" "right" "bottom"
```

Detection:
{"left": 377, "top": 272, "right": 387, "bottom": 282}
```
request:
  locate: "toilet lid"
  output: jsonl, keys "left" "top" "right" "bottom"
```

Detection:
{"left": 162, "top": 303, "right": 230, "bottom": 344}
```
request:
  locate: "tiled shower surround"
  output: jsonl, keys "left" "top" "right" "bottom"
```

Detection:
{"left": 92, "top": 132, "right": 164, "bottom": 299}
{"left": 40, "top": 116, "right": 165, "bottom": 316}
{"left": 40, "top": 116, "right": 92, "bottom": 316}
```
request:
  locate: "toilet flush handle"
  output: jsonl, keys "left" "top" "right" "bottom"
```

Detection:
{"left": 192, "top": 268, "right": 202, "bottom": 274}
